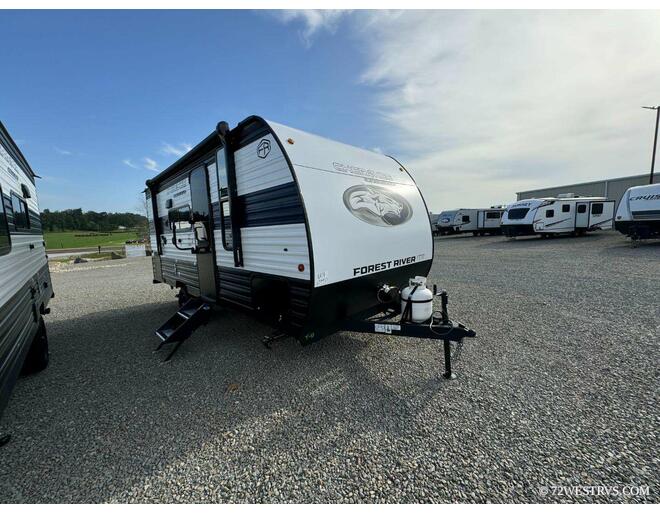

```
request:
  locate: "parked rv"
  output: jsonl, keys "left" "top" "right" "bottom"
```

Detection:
{"left": 145, "top": 116, "right": 474, "bottom": 376}
{"left": 615, "top": 183, "right": 660, "bottom": 243}
{"left": 0, "top": 122, "right": 53, "bottom": 446}
{"left": 436, "top": 207, "right": 504, "bottom": 236}
{"left": 475, "top": 206, "right": 506, "bottom": 235}
{"left": 501, "top": 194, "right": 614, "bottom": 237}
{"left": 435, "top": 210, "right": 459, "bottom": 235}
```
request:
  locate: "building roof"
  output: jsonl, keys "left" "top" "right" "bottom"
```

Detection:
{"left": 516, "top": 173, "right": 653, "bottom": 195}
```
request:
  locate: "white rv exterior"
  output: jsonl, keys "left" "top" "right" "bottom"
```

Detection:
{"left": 476, "top": 206, "right": 506, "bottom": 235}
{"left": 501, "top": 195, "right": 615, "bottom": 237}
{"left": 436, "top": 210, "right": 459, "bottom": 235}
{"left": 453, "top": 209, "right": 479, "bottom": 234}
{"left": 436, "top": 207, "right": 504, "bottom": 236}
{"left": 146, "top": 116, "right": 434, "bottom": 343}
{"left": 615, "top": 183, "right": 660, "bottom": 241}
{"left": 0, "top": 122, "right": 52, "bottom": 422}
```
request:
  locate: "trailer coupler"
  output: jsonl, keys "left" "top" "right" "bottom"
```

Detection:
{"left": 341, "top": 290, "right": 476, "bottom": 380}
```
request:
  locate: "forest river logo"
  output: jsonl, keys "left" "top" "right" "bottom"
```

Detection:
{"left": 343, "top": 185, "right": 412, "bottom": 227}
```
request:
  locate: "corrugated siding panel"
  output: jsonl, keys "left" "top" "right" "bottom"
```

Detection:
{"left": 214, "top": 224, "right": 309, "bottom": 280}
{"left": 235, "top": 135, "right": 292, "bottom": 196}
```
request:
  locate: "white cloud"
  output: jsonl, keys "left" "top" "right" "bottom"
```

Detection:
{"left": 54, "top": 146, "right": 72, "bottom": 156}
{"left": 160, "top": 142, "right": 193, "bottom": 157}
{"left": 352, "top": 11, "right": 660, "bottom": 210}
{"left": 273, "top": 9, "right": 349, "bottom": 47}
{"left": 123, "top": 159, "right": 139, "bottom": 169}
{"left": 143, "top": 157, "right": 159, "bottom": 172}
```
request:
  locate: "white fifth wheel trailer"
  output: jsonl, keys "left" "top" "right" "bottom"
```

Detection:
{"left": 0, "top": 121, "right": 53, "bottom": 446}
{"left": 145, "top": 116, "right": 475, "bottom": 377}
{"left": 501, "top": 194, "right": 615, "bottom": 237}
{"left": 614, "top": 183, "right": 660, "bottom": 243}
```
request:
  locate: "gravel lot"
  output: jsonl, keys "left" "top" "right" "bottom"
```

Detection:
{"left": 1, "top": 231, "right": 658, "bottom": 503}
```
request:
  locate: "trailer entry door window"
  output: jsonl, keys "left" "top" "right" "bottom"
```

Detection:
{"left": 168, "top": 206, "right": 191, "bottom": 231}
{"left": 577, "top": 204, "right": 587, "bottom": 214}
{"left": 0, "top": 187, "right": 10, "bottom": 255}
{"left": 545, "top": 209, "right": 554, "bottom": 218}
{"left": 507, "top": 208, "right": 529, "bottom": 219}
{"left": 462, "top": 215, "right": 470, "bottom": 223}
{"left": 11, "top": 192, "right": 30, "bottom": 231}
{"left": 591, "top": 203, "right": 603, "bottom": 215}
{"left": 562, "top": 204, "right": 570, "bottom": 213}
{"left": 216, "top": 149, "right": 233, "bottom": 251}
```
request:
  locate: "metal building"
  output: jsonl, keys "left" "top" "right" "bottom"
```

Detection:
{"left": 516, "top": 173, "right": 658, "bottom": 212}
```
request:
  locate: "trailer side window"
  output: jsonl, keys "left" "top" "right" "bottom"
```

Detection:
{"left": 486, "top": 212, "right": 501, "bottom": 219}
{"left": 0, "top": 187, "right": 10, "bottom": 256}
{"left": 577, "top": 204, "right": 586, "bottom": 214}
{"left": 11, "top": 192, "right": 30, "bottom": 231}
{"left": 591, "top": 203, "right": 603, "bottom": 215}
{"left": 562, "top": 204, "right": 570, "bottom": 213}
{"left": 462, "top": 215, "right": 470, "bottom": 223}
{"left": 216, "top": 149, "right": 233, "bottom": 251}
{"left": 545, "top": 209, "right": 554, "bottom": 218}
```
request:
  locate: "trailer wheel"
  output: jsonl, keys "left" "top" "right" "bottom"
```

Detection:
{"left": 21, "top": 316, "right": 49, "bottom": 375}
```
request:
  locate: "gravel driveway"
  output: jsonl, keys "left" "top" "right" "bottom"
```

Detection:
{"left": 0, "top": 231, "right": 658, "bottom": 503}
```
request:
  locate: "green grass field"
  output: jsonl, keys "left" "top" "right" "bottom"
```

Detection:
{"left": 44, "top": 231, "right": 140, "bottom": 250}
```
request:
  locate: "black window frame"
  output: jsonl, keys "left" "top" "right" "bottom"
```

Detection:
{"left": 10, "top": 191, "right": 30, "bottom": 231}
{"left": 562, "top": 204, "right": 570, "bottom": 213}
{"left": 577, "top": 204, "right": 587, "bottom": 214}
{"left": 0, "top": 186, "right": 11, "bottom": 256}
{"left": 545, "top": 209, "right": 555, "bottom": 218}
{"left": 591, "top": 203, "right": 603, "bottom": 215}
{"left": 486, "top": 211, "right": 501, "bottom": 219}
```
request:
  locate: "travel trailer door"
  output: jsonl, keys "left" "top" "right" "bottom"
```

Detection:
{"left": 189, "top": 165, "right": 216, "bottom": 300}
{"left": 575, "top": 202, "right": 589, "bottom": 228}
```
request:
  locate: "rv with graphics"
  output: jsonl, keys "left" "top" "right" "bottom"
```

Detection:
{"left": 435, "top": 210, "right": 459, "bottom": 235}
{"left": 145, "top": 116, "right": 474, "bottom": 376}
{"left": 614, "top": 183, "right": 660, "bottom": 242}
{"left": 0, "top": 122, "right": 52, "bottom": 445}
{"left": 501, "top": 194, "right": 614, "bottom": 237}
{"left": 436, "top": 207, "right": 505, "bottom": 236}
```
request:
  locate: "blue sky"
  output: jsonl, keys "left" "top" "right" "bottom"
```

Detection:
{"left": 2, "top": 10, "right": 659, "bottom": 213}
{"left": 0, "top": 10, "right": 381, "bottom": 212}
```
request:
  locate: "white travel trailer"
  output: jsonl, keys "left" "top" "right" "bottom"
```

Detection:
{"left": 475, "top": 206, "right": 506, "bottom": 236}
{"left": 615, "top": 183, "right": 660, "bottom": 242}
{"left": 436, "top": 207, "right": 504, "bottom": 236}
{"left": 501, "top": 194, "right": 615, "bottom": 237}
{"left": 0, "top": 122, "right": 52, "bottom": 446}
{"left": 435, "top": 210, "right": 459, "bottom": 235}
{"left": 452, "top": 209, "right": 479, "bottom": 234}
{"left": 145, "top": 116, "right": 474, "bottom": 376}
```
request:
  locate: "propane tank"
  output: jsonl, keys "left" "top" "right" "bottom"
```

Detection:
{"left": 400, "top": 276, "right": 434, "bottom": 323}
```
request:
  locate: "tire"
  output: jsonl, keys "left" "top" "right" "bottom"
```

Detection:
{"left": 22, "top": 316, "right": 49, "bottom": 375}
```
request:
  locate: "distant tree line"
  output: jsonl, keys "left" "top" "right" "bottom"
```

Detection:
{"left": 40, "top": 208, "right": 147, "bottom": 233}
